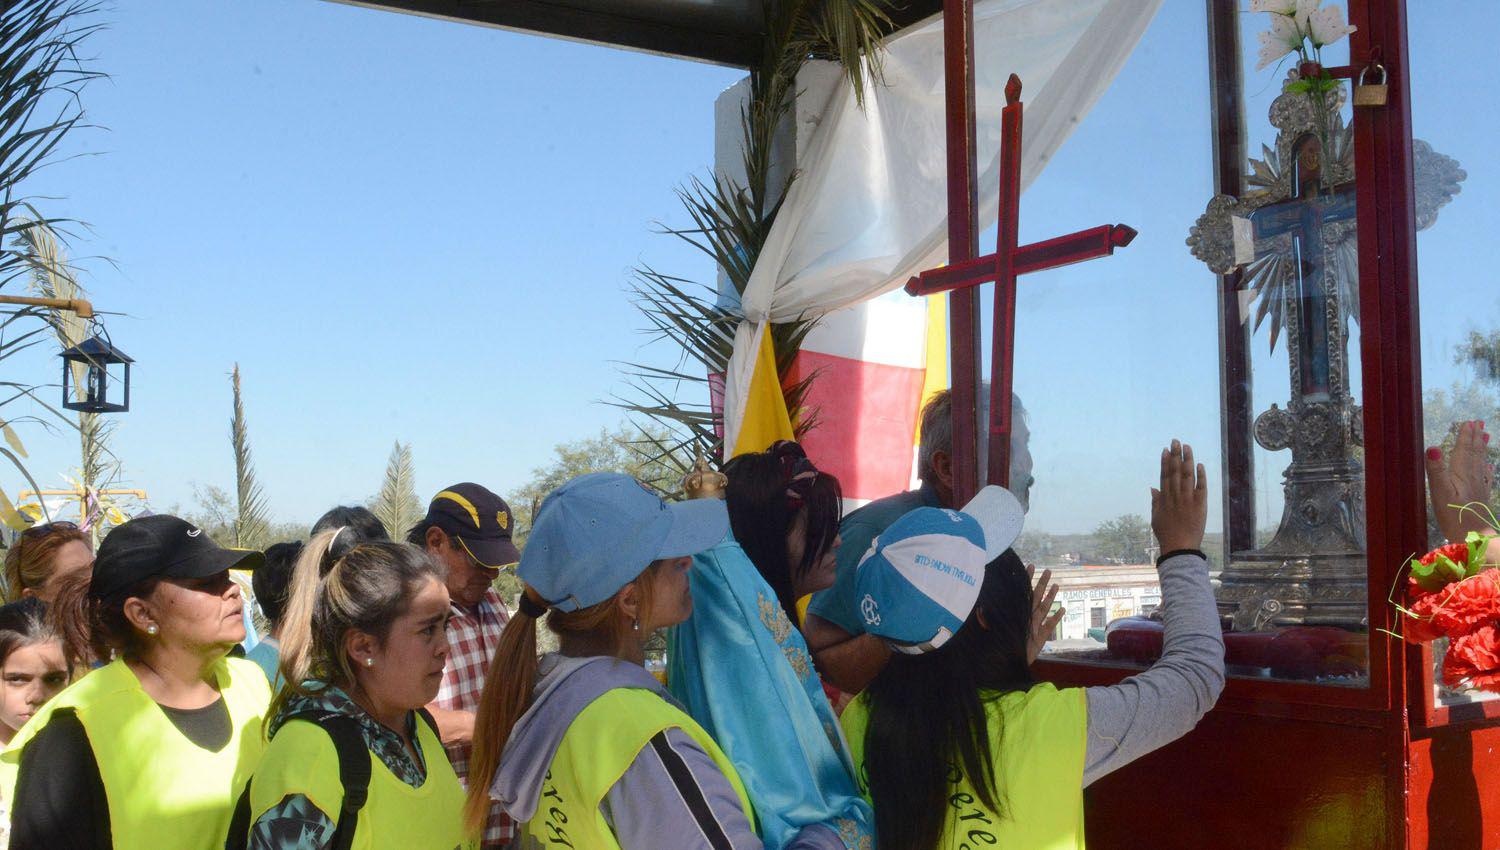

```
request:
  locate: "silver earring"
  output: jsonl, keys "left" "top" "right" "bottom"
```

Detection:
{"left": 364, "top": 657, "right": 374, "bottom": 667}
{"left": 146, "top": 625, "right": 159, "bottom": 636}
{"left": 632, "top": 619, "right": 640, "bottom": 632}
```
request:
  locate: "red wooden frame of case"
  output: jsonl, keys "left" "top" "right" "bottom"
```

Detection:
{"left": 1033, "top": 0, "right": 1423, "bottom": 728}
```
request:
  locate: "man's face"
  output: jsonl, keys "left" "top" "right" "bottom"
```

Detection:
{"left": 428, "top": 530, "right": 498, "bottom": 609}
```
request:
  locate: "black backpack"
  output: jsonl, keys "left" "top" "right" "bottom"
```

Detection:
{"left": 225, "top": 707, "right": 440, "bottom": 850}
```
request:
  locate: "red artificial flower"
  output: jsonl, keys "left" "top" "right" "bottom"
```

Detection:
{"left": 1421, "top": 541, "right": 1474, "bottom": 569}
{"left": 1407, "top": 569, "right": 1500, "bottom": 641}
{"left": 1443, "top": 624, "right": 1500, "bottom": 690}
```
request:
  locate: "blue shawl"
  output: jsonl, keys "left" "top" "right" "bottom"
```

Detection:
{"left": 668, "top": 538, "right": 875, "bottom": 850}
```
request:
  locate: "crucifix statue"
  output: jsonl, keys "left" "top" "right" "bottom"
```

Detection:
{"left": 908, "top": 56, "right": 1135, "bottom": 502}
{"left": 1188, "top": 70, "right": 1464, "bottom": 630}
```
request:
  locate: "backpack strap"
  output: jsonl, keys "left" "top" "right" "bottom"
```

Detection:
{"left": 414, "top": 706, "right": 440, "bottom": 742}
{"left": 321, "top": 715, "right": 372, "bottom": 850}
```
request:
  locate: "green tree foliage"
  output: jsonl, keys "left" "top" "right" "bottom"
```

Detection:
{"left": 370, "top": 441, "right": 422, "bottom": 540}
{"left": 506, "top": 425, "right": 682, "bottom": 548}
{"left": 1459, "top": 329, "right": 1500, "bottom": 385}
{"left": 1092, "top": 514, "right": 1152, "bottom": 565}
{"left": 177, "top": 484, "right": 301, "bottom": 548}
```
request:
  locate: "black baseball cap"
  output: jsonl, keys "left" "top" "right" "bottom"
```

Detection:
{"left": 421, "top": 483, "right": 520, "bottom": 569}
{"left": 89, "top": 515, "right": 264, "bottom": 601}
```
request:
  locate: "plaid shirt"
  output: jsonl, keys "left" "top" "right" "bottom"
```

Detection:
{"left": 435, "top": 586, "right": 511, "bottom": 847}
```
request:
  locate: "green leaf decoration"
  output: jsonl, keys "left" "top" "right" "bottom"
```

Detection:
{"left": 1411, "top": 552, "right": 1468, "bottom": 593}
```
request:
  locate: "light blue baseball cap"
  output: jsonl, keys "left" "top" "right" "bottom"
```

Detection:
{"left": 519, "top": 472, "right": 729, "bottom": 612}
{"left": 854, "top": 486, "right": 1025, "bottom": 654}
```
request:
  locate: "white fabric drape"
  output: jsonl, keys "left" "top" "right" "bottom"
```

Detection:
{"left": 723, "top": 0, "right": 1162, "bottom": 452}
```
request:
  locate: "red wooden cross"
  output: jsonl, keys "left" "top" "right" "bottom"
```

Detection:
{"left": 907, "top": 71, "right": 1135, "bottom": 497}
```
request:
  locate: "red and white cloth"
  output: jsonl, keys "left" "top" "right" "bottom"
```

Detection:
{"left": 435, "top": 586, "right": 511, "bottom": 847}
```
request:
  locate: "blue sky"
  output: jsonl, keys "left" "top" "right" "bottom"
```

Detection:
{"left": 6, "top": 2, "right": 1496, "bottom": 538}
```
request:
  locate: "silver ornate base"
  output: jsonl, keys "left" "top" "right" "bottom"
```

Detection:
{"left": 1216, "top": 550, "right": 1368, "bottom": 632}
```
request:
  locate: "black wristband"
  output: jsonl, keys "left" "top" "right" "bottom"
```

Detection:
{"left": 1157, "top": 548, "right": 1207, "bottom": 566}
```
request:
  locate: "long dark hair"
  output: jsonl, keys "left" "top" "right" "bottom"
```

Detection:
{"left": 861, "top": 549, "right": 1036, "bottom": 850}
{"left": 724, "top": 441, "right": 842, "bottom": 621}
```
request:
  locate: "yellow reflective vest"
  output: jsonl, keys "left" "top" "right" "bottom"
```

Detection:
{"left": 249, "top": 709, "right": 476, "bottom": 850}
{"left": 0, "top": 655, "right": 271, "bottom": 850}
{"left": 840, "top": 682, "right": 1088, "bottom": 850}
{"left": 525, "top": 686, "right": 756, "bottom": 850}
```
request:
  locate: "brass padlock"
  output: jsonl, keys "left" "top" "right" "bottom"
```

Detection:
{"left": 1354, "top": 63, "right": 1388, "bottom": 107}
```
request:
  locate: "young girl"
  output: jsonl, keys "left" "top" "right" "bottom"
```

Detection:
{"left": 0, "top": 598, "right": 72, "bottom": 846}
{"left": 0, "top": 598, "right": 71, "bottom": 746}
{"left": 466, "top": 472, "right": 761, "bottom": 849}
{"left": 668, "top": 441, "right": 873, "bottom": 849}
{"left": 843, "top": 441, "right": 1225, "bottom": 849}
{"left": 243, "top": 529, "right": 474, "bottom": 850}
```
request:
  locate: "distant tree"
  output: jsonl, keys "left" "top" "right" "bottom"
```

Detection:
{"left": 1093, "top": 514, "right": 1152, "bottom": 565}
{"left": 370, "top": 441, "right": 421, "bottom": 540}
{"left": 229, "top": 365, "right": 270, "bottom": 549}
{"left": 1013, "top": 530, "right": 1055, "bottom": 566}
{"left": 1459, "top": 329, "right": 1500, "bottom": 385}
{"left": 506, "top": 424, "right": 682, "bottom": 548}
{"left": 177, "top": 484, "right": 301, "bottom": 548}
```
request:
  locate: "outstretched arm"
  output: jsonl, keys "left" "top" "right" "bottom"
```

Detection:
{"left": 1082, "top": 441, "right": 1225, "bottom": 786}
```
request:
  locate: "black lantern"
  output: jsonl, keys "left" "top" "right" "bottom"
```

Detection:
{"left": 60, "top": 334, "right": 132, "bottom": 413}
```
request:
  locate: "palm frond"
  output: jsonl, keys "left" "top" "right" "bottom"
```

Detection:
{"left": 371, "top": 440, "right": 421, "bottom": 540}
{"left": 617, "top": 0, "right": 893, "bottom": 477}
{"left": 15, "top": 216, "right": 119, "bottom": 541}
{"left": 230, "top": 364, "right": 270, "bottom": 549}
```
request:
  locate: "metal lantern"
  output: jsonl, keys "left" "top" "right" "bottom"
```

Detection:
{"left": 60, "top": 334, "right": 132, "bottom": 413}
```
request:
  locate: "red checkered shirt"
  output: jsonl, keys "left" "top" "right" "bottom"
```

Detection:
{"left": 434, "top": 586, "right": 511, "bottom": 847}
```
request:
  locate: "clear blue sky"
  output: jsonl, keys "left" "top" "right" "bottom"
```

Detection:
{"left": 7, "top": 2, "right": 1496, "bottom": 538}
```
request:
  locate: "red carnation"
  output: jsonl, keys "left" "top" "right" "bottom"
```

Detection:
{"left": 1421, "top": 541, "right": 1473, "bottom": 569}
{"left": 1408, "top": 569, "right": 1500, "bottom": 641}
{"left": 1443, "top": 624, "right": 1500, "bottom": 690}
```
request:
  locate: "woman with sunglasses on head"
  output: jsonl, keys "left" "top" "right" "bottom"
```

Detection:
{"left": 241, "top": 529, "right": 475, "bottom": 850}
{"left": 4, "top": 520, "right": 94, "bottom": 605}
{"left": 0, "top": 515, "right": 271, "bottom": 850}
{"left": 466, "top": 472, "right": 763, "bottom": 849}
{"left": 667, "top": 441, "right": 874, "bottom": 850}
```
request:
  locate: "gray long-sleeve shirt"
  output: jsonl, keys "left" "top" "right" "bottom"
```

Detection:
{"left": 1082, "top": 552, "right": 1225, "bottom": 786}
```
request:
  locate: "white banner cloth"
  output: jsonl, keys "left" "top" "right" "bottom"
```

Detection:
{"left": 723, "top": 0, "right": 1162, "bottom": 453}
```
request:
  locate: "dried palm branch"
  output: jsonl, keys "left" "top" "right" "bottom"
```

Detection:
{"left": 371, "top": 440, "right": 422, "bottom": 540}
{"left": 230, "top": 364, "right": 270, "bottom": 549}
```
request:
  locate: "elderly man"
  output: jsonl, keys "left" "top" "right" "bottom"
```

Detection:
{"left": 803, "top": 387, "right": 1033, "bottom": 694}
{"left": 410, "top": 482, "right": 519, "bottom": 849}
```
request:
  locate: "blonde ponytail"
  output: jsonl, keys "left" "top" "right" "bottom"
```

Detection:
{"left": 266, "top": 529, "right": 339, "bottom": 728}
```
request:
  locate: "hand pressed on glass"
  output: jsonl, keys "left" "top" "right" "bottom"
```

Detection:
{"left": 1150, "top": 440, "right": 1208, "bottom": 555}
{"left": 1426, "top": 420, "right": 1496, "bottom": 545}
{"left": 1026, "top": 564, "right": 1063, "bottom": 664}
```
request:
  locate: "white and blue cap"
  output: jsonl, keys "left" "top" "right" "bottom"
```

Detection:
{"left": 519, "top": 472, "right": 729, "bottom": 612}
{"left": 854, "top": 486, "right": 1025, "bottom": 654}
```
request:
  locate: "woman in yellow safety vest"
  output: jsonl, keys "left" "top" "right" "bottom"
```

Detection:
{"left": 242, "top": 528, "right": 476, "bottom": 850}
{"left": 465, "top": 472, "right": 763, "bottom": 849}
{"left": 2, "top": 514, "right": 271, "bottom": 850}
{"left": 843, "top": 441, "right": 1226, "bottom": 850}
